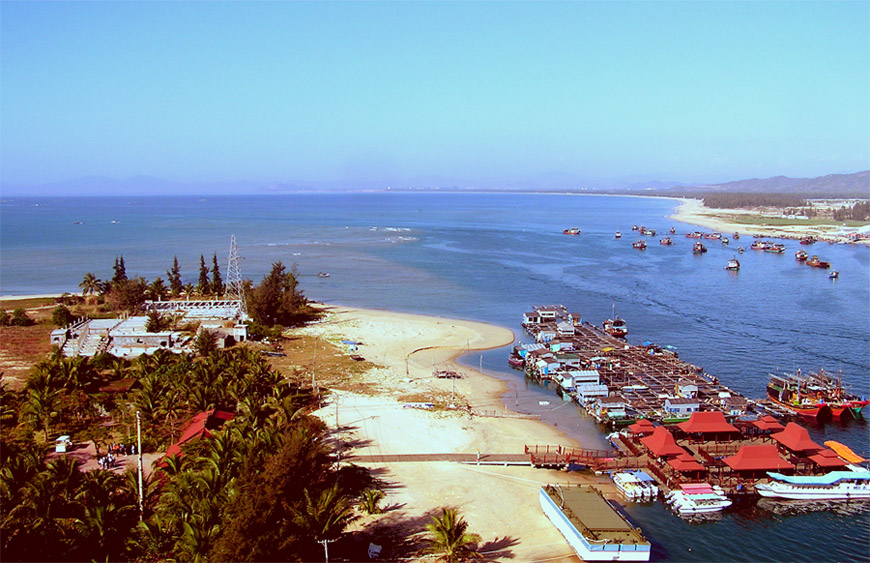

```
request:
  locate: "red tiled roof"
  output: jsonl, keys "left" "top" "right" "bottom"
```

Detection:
{"left": 724, "top": 445, "right": 795, "bottom": 471}
{"left": 771, "top": 422, "right": 824, "bottom": 453}
{"left": 751, "top": 415, "right": 785, "bottom": 432}
{"left": 640, "top": 426, "right": 686, "bottom": 458}
{"left": 165, "top": 409, "right": 235, "bottom": 458}
{"left": 676, "top": 411, "right": 739, "bottom": 434}
{"left": 808, "top": 448, "right": 847, "bottom": 468}
{"left": 628, "top": 418, "right": 656, "bottom": 435}
{"left": 668, "top": 453, "right": 706, "bottom": 472}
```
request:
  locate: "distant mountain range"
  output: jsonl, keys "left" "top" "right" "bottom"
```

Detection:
{"left": 1, "top": 170, "right": 867, "bottom": 198}
{"left": 668, "top": 170, "right": 869, "bottom": 198}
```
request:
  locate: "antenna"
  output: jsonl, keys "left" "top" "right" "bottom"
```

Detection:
{"left": 226, "top": 235, "right": 248, "bottom": 319}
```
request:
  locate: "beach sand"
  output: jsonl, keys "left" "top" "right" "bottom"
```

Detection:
{"left": 300, "top": 305, "right": 598, "bottom": 561}
{"left": 669, "top": 198, "right": 869, "bottom": 245}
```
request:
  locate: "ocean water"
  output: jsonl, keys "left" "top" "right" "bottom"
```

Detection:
{"left": 2, "top": 193, "right": 868, "bottom": 561}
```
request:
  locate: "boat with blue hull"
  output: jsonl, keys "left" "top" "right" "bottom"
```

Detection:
{"left": 539, "top": 484, "right": 651, "bottom": 561}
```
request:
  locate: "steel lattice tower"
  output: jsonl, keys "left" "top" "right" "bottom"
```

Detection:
{"left": 226, "top": 235, "right": 248, "bottom": 318}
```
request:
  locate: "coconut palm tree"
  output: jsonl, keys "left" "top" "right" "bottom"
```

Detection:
{"left": 291, "top": 484, "right": 358, "bottom": 546}
{"left": 358, "top": 488, "right": 386, "bottom": 515}
{"left": 79, "top": 272, "right": 101, "bottom": 297}
{"left": 422, "top": 507, "right": 481, "bottom": 562}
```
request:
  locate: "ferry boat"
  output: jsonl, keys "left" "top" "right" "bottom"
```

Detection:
{"left": 766, "top": 370, "right": 870, "bottom": 421}
{"left": 755, "top": 470, "right": 870, "bottom": 500}
{"left": 539, "top": 484, "right": 651, "bottom": 561}
{"left": 615, "top": 231, "right": 622, "bottom": 239}
{"left": 666, "top": 483, "right": 731, "bottom": 515}
{"left": 563, "top": 227, "right": 582, "bottom": 235}
{"left": 632, "top": 240, "right": 647, "bottom": 250}
{"left": 725, "top": 257, "right": 740, "bottom": 271}
{"left": 603, "top": 316, "right": 628, "bottom": 338}
{"left": 659, "top": 236, "right": 673, "bottom": 245}
{"left": 795, "top": 249, "right": 808, "bottom": 261}
{"left": 806, "top": 255, "right": 831, "bottom": 268}
{"left": 692, "top": 241, "right": 707, "bottom": 254}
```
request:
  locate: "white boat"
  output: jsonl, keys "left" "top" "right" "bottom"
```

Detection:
{"left": 667, "top": 483, "right": 731, "bottom": 515}
{"left": 613, "top": 471, "right": 659, "bottom": 501}
{"left": 755, "top": 470, "right": 870, "bottom": 500}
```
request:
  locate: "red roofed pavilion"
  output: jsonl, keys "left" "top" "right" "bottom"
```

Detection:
{"left": 628, "top": 418, "right": 656, "bottom": 436}
{"left": 751, "top": 415, "right": 785, "bottom": 433}
{"left": 676, "top": 411, "right": 740, "bottom": 442}
{"left": 771, "top": 422, "right": 824, "bottom": 455}
{"left": 724, "top": 444, "right": 795, "bottom": 476}
{"left": 640, "top": 426, "right": 685, "bottom": 458}
{"left": 667, "top": 452, "right": 706, "bottom": 473}
{"left": 166, "top": 409, "right": 235, "bottom": 458}
{"left": 808, "top": 448, "right": 848, "bottom": 468}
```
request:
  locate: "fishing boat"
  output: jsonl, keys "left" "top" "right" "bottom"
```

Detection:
{"left": 669, "top": 227, "right": 676, "bottom": 234}
{"left": 666, "top": 483, "right": 732, "bottom": 515}
{"left": 703, "top": 232, "right": 722, "bottom": 240}
{"left": 765, "top": 243, "right": 786, "bottom": 253}
{"left": 659, "top": 237, "right": 673, "bottom": 245}
{"left": 795, "top": 249, "right": 808, "bottom": 261}
{"left": 317, "top": 272, "right": 330, "bottom": 278}
{"left": 632, "top": 225, "right": 639, "bottom": 231}
{"left": 725, "top": 257, "right": 740, "bottom": 271}
{"left": 766, "top": 370, "right": 870, "bottom": 421}
{"left": 539, "top": 484, "right": 651, "bottom": 561}
{"left": 737, "top": 246, "right": 744, "bottom": 253}
{"left": 615, "top": 231, "right": 622, "bottom": 239}
{"left": 750, "top": 240, "right": 770, "bottom": 250}
{"left": 603, "top": 316, "right": 628, "bottom": 338}
{"left": 692, "top": 241, "right": 707, "bottom": 254}
{"left": 755, "top": 470, "right": 870, "bottom": 500}
{"left": 721, "top": 237, "right": 729, "bottom": 245}
{"left": 800, "top": 236, "right": 817, "bottom": 245}
{"left": 829, "top": 271, "right": 839, "bottom": 279}
{"left": 733, "top": 232, "right": 740, "bottom": 240}
{"left": 632, "top": 240, "right": 647, "bottom": 250}
{"left": 685, "top": 231, "right": 703, "bottom": 238}
{"left": 806, "top": 255, "right": 831, "bottom": 268}
{"left": 563, "top": 227, "right": 582, "bottom": 235}
{"left": 647, "top": 229, "right": 656, "bottom": 236}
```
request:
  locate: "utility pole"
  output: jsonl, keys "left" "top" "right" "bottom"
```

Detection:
{"left": 136, "top": 411, "right": 144, "bottom": 520}
{"left": 318, "top": 538, "right": 335, "bottom": 563}
{"left": 312, "top": 336, "right": 319, "bottom": 404}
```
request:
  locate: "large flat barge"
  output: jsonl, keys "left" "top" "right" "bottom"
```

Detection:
{"left": 539, "top": 484, "right": 651, "bottom": 561}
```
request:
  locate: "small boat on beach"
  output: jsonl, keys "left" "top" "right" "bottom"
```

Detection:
{"left": 692, "top": 241, "right": 707, "bottom": 254}
{"left": 725, "top": 257, "right": 740, "bottom": 271}
{"left": 633, "top": 240, "right": 647, "bottom": 250}
{"left": 795, "top": 249, "right": 808, "bottom": 261}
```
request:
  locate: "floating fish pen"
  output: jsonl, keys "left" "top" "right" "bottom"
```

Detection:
{"left": 518, "top": 305, "right": 784, "bottom": 426}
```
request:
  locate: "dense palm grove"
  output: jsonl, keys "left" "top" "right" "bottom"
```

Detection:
{"left": 1, "top": 346, "right": 379, "bottom": 561}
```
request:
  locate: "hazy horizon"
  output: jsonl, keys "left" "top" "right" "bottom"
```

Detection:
{"left": 2, "top": 1, "right": 868, "bottom": 195}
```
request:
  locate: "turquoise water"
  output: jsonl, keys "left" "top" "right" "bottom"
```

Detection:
{"left": 2, "top": 193, "right": 868, "bottom": 561}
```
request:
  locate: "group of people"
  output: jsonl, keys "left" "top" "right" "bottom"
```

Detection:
{"left": 96, "top": 442, "right": 137, "bottom": 471}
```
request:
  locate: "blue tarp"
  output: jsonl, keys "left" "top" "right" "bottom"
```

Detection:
{"left": 629, "top": 470, "right": 656, "bottom": 482}
{"left": 340, "top": 340, "right": 360, "bottom": 345}
{"left": 642, "top": 341, "right": 653, "bottom": 346}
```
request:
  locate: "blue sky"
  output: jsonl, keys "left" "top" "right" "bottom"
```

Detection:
{"left": 1, "top": 1, "right": 868, "bottom": 191}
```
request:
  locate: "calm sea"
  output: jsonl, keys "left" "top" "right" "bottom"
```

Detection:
{"left": 2, "top": 193, "right": 868, "bottom": 561}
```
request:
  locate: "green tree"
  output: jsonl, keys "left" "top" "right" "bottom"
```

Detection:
{"left": 9, "top": 307, "right": 34, "bottom": 327}
{"left": 112, "top": 256, "right": 128, "bottom": 286}
{"left": 248, "top": 261, "right": 317, "bottom": 327}
{"left": 194, "top": 329, "right": 218, "bottom": 357}
{"left": 79, "top": 272, "right": 101, "bottom": 297}
{"left": 168, "top": 256, "right": 183, "bottom": 297}
{"left": 211, "top": 254, "right": 224, "bottom": 296}
{"left": 145, "top": 310, "right": 165, "bottom": 333}
{"left": 51, "top": 306, "right": 74, "bottom": 328}
{"left": 108, "top": 277, "right": 148, "bottom": 312}
{"left": 182, "top": 283, "right": 195, "bottom": 297}
{"left": 423, "top": 507, "right": 481, "bottom": 562}
{"left": 197, "top": 255, "right": 211, "bottom": 296}
{"left": 147, "top": 277, "right": 169, "bottom": 302}
{"left": 358, "top": 488, "right": 385, "bottom": 514}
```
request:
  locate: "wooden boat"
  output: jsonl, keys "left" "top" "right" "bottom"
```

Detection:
{"left": 795, "top": 249, "right": 808, "bottom": 261}
{"left": 669, "top": 227, "right": 676, "bottom": 234}
{"left": 800, "top": 236, "right": 817, "bottom": 245}
{"left": 659, "top": 237, "right": 673, "bottom": 245}
{"left": 829, "top": 271, "right": 839, "bottom": 279}
{"left": 721, "top": 237, "right": 729, "bottom": 245}
{"left": 806, "top": 255, "right": 830, "bottom": 268}
{"left": 692, "top": 241, "right": 707, "bottom": 254}
{"left": 725, "top": 258, "right": 740, "bottom": 271}
{"left": 703, "top": 232, "right": 722, "bottom": 240}
{"left": 685, "top": 231, "right": 702, "bottom": 238}
{"left": 632, "top": 240, "right": 647, "bottom": 250}
{"left": 733, "top": 232, "right": 740, "bottom": 240}
{"left": 603, "top": 316, "right": 628, "bottom": 338}
{"left": 632, "top": 225, "right": 639, "bottom": 231}
{"left": 767, "top": 370, "right": 870, "bottom": 421}
{"left": 751, "top": 240, "right": 770, "bottom": 250}
{"left": 765, "top": 243, "right": 786, "bottom": 253}
{"left": 737, "top": 246, "right": 744, "bottom": 253}
{"left": 615, "top": 231, "right": 622, "bottom": 239}
{"left": 563, "top": 227, "right": 582, "bottom": 235}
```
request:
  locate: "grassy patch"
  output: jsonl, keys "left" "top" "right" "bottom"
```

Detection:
{"left": 723, "top": 214, "right": 868, "bottom": 228}
{"left": 0, "top": 323, "right": 54, "bottom": 389}
{"left": 0, "top": 297, "right": 57, "bottom": 311}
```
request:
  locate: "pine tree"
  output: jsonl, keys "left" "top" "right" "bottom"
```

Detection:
{"left": 168, "top": 256, "right": 183, "bottom": 297}
{"left": 198, "top": 255, "right": 211, "bottom": 295}
{"left": 112, "top": 256, "right": 128, "bottom": 285}
{"left": 211, "top": 253, "right": 224, "bottom": 296}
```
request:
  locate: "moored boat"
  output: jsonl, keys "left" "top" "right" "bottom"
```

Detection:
{"left": 721, "top": 237, "right": 729, "bottom": 245}
{"left": 766, "top": 370, "right": 870, "bottom": 421}
{"left": 795, "top": 249, "right": 808, "bottom": 261}
{"left": 829, "top": 271, "right": 839, "bottom": 279}
{"left": 725, "top": 257, "right": 740, "bottom": 271}
{"left": 750, "top": 240, "right": 770, "bottom": 250}
{"left": 703, "top": 232, "right": 722, "bottom": 240}
{"left": 800, "top": 236, "right": 817, "bottom": 245}
{"left": 632, "top": 240, "right": 647, "bottom": 250}
{"left": 659, "top": 237, "right": 673, "bottom": 245}
{"left": 755, "top": 470, "right": 870, "bottom": 500}
{"left": 615, "top": 231, "right": 622, "bottom": 239}
{"left": 667, "top": 483, "right": 732, "bottom": 515}
{"left": 563, "top": 227, "right": 582, "bottom": 235}
{"left": 765, "top": 243, "right": 786, "bottom": 253}
{"left": 806, "top": 255, "right": 831, "bottom": 268}
{"left": 669, "top": 227, "right": 676, "bottom": 234}
{"left": 685, "top": 231, "right": 703, "bottom": 238}
{"left": 604, "top": 316, "right": 628, "bottom": 338}
{"left": 692, "top": 241, "right": 707, "bottom": 254}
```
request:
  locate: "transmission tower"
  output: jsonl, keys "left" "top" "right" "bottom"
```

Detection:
{"left": 226, "top": 235, "right": 248, "bottom": 319}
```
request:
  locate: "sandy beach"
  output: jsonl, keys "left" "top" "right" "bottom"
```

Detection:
{"left": 300, "top": 305, "right": 602, "bottom": 561}
{"left": 669, "top": 198, "right": 869, "bottom": 245}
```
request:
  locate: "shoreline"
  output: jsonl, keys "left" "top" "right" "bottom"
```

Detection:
{"left": 668, "top": 197, "right": 870, "bottom": 246}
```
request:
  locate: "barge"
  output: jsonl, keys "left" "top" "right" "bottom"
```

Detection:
{"left": 539, "top": 484, "right": 651, "bottom": 561}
